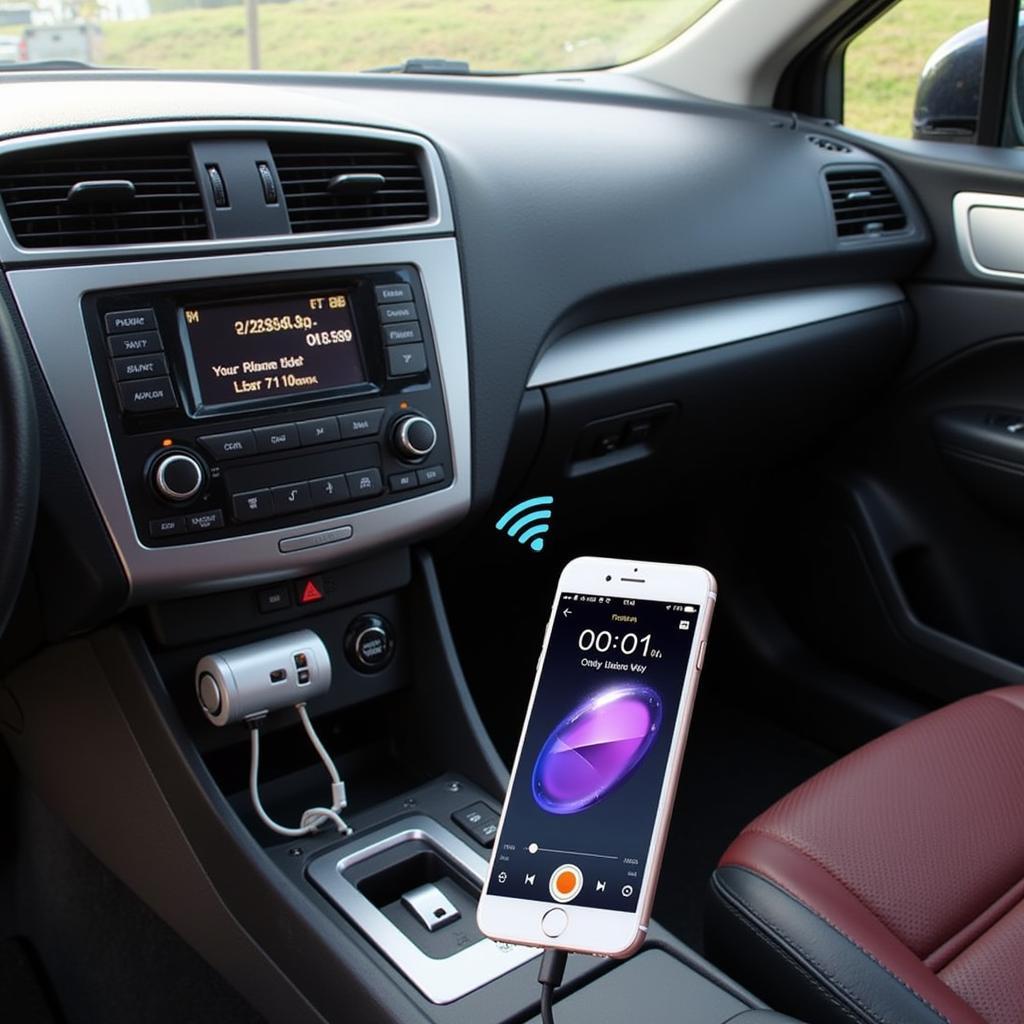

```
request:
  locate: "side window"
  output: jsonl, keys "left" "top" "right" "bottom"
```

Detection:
{"left": 844, "top": 0, "right": 991, "bottom": 140}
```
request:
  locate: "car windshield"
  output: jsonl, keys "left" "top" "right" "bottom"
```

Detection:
{"left": 0, "top": 1, "right": 720, "bottom": 73}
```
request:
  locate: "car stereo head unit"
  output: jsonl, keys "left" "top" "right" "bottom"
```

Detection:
{"left": 85, "top": 264, "right": 452, "bottom": 549}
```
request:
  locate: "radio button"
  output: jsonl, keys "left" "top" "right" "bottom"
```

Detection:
{"left": 257, "top": 585, "right": 292, "bottom": 614}
{"left": 118, "top": 376, "right": 177, "bottom": 413}
{"left": 198, "top": 429, "right": 257, "bottom": 461}
{"left": 374, "top": 283, "right": 413, "bottom": 304}
{"left": 105, "top": 308, "right": 157, "bottom": 334}
{"left": 378, "top": 302, "right": 418, "bottom": 325}
{"left": 113, "top": 353, "right": 168, "bottom": 381}
{"left": 309, "top": 475, "right": 349, "bottom": 507}
{"left": 387, "top": 344, "right": 427, "bottom": 377}
{"left": 271, "top": 482, "right": 311, "bottom": 514}
{"left": 417, "top": 465, "right": 445, "bottom": 487}
{"left": 149, "top": 516, "right": 185, "bottom": 538}
{"left": 185, "top": 509, "right": 225, "bottom": 532}
{"left": 297, "top": 417, "right": 341, "bottom": 447}
{"left": 338, "top": 408, "right": 385, "bottom": 439}
{"left": 254, "top": 423, "right": 299, "bottom": 453}
{"left": 231, "top": 489, "right": 274, "bottom": 522}
{"left": 345, "top": 468, "right": 383, "bottom": 499}
{"left": 382, "top": 322, "right": 423, "bottom": 346}
{"left": 389, "top": 470, "right": 418, "bottom": 492}
{"left": 107, "top": 330, "right": 163, "bottom": 358}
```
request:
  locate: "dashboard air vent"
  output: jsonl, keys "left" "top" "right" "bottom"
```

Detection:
{"left": 269, "top": 136, "right": 429, "bottom": 233}
{"left": 826, "top": 169, "right": 907, "bottom": 238}
{"left": 0, "top": 140, "right": 208, "bottom": 248}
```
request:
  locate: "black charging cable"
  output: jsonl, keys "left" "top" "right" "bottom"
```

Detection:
{"left": 538, "top": 948, "right": 569, "bottom": 1023}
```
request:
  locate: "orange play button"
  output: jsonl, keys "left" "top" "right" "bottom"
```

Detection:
{"left": 548, "top": 864, "right": 583, "bottom": 903}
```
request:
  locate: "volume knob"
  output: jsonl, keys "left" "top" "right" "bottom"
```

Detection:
{"left": 153, "top": 451, "right": 204, "bottom": 502}
{"left": 391, "top": 415, "right": 437, "bottom": 461}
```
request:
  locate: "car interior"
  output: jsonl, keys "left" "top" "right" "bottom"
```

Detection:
{"left": 2, "top": 0, "right": 1024, "bottom": 1022}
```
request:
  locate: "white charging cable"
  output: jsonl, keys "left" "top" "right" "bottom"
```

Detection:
{"left": 248, "top": 702, "right": 352, "bottom": 838}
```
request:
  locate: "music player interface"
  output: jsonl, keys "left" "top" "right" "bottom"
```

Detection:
{"left": 487, "top": 593, "right": 700, "bottom": 912}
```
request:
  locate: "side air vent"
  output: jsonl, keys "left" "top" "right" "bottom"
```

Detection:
{"left": 826, "top": 168, "right": 907, "bottom": 238}
{"left": 0, "top": 141, "right": 208, "bottom": 248}
{"left": 269, "top": 135, "right": 430, "bottom": 233}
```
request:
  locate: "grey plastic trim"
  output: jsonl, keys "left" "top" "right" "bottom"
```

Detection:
{"left": 527, "top": 283, "right": 904, "bottom": 388}
{"left": 953, "top": 191, "right": 1024, "bottom": 281}
{"left": 0, "top": 119, "right": 453, "bottom": 266}
{"left": 7, "top": 237, "right": 470, "bottom": 604}
{"left": 307, "top": 815, "right": 538, "bottom": 1004}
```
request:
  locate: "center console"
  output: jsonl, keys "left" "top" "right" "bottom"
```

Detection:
{"left": 1, "top": 118, "right": 803, "bottom": 1024}
{"left": 87, "top": 264, "right": 450, "bottom": 546}
{"left": 7, "top": 236, "right": 471, "bottom": 602}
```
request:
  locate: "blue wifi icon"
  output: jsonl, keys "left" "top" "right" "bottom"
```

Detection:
{"left": 495, "top": 496, "right": 554, "bottom": 552}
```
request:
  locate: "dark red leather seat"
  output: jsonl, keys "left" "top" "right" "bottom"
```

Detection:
{"left": 706, "top": 686, "right": 1024, "bottom": 1024}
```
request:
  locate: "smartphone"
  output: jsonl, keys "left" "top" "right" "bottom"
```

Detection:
{"left": 477, "top": 556, "right": 715, "bottom": 958}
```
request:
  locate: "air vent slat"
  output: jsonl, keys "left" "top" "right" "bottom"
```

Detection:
{"left": 0, "top": 140, "right": 208, "bottom": 248}
{"left": 833, "top": 202, "right": 904, "bottom": 216}
{"left": 269, "top": 135, "right": 429, "bottom": 234}
{"left": 8, "top": 208, "right": 208, "bottom": 225}
{"left": 825, "top": 168, "right": 907, "bottom": 239}
{"left": 287, "top": 214, "right": 430, "bottom": 230}
{"left": 18, "top": 225, "right": 208, "bottom": 243}
{"left": 5, "top": 194, "right": 202, "bottom": 211}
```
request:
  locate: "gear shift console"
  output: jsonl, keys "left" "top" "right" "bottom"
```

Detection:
{"left": 306, "top": 815, "right": 538, "bottom": 1003}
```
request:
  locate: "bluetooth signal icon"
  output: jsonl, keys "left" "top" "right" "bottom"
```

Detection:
{"left": 495, "top": 496, "right": 554, "bottom": 552}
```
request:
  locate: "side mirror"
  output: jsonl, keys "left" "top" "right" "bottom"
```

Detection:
{"left": 913, "top": 15, "right": 1024, "bottom": 142}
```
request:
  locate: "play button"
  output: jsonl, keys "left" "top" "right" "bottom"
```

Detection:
{"left": 548, "top": 864, "right": 583, "bottom": 903}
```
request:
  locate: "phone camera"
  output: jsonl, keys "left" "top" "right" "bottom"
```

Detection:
{"left": 605, "top": 575, "right": 612, "bottom": 581}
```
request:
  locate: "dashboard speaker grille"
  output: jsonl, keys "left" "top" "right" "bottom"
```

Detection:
{"left": 0, "top": 141, "right": 208, "bottom": 248}
{"left": 826, "top": 168, "right": 907, "bottom": 238}
{"left": 270, "top": 136, "right": 430, "bottom": 233}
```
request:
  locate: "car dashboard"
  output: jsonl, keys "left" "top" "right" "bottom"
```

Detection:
{"left": 0, "top": 67, "right": 931, "bottom": 1024}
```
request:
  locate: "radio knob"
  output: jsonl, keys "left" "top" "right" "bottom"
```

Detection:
{"left": 391, "top": 415, "right": 437, "bottom": 462}
{"left": 152, "top": 451, "right": 205, "bottom": 503}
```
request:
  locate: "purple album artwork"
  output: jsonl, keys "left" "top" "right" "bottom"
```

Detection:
{"left": 532, "top": 683, "right": 664, "bottom": 814}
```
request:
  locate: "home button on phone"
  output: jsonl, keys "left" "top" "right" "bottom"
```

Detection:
{"left": 541, "top": 908, "right": 568, "bottom": 938}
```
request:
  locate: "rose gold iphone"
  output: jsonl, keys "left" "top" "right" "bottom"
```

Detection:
{"left": 477, "top": 556, "right": 715, "bottom": 957}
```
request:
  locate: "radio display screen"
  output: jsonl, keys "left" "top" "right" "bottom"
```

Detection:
{"left": 180, "top": 289, "right": 367, "bottom": 413}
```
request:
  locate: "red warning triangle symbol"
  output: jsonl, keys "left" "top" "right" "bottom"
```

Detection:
{"left": 300, "top": 579, "right": 323, "bottom": 604}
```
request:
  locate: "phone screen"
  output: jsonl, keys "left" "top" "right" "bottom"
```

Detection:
{"left": 487, "top": 592, "right": 701, "bottom": 913}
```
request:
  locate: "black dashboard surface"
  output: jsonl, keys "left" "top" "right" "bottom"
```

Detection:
{"left": 0, "top": 71, "right": 927, "bottom": 520}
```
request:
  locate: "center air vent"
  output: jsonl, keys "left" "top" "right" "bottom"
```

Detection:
{"left": 826, "top": 168, "right": 907, "bottom": 238}
{"left": 0, "top": 141, "right": 208, "bottom": 249}
{"left": 269, "top": 136, "right": 429, "bottom": 233}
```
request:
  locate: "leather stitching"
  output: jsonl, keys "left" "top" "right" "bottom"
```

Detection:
{"left": 939, "top": 890, "right": 1024, "bottom": 978}
{"left": 742, "top": 825, "right": 879, "bottom": 903}
{"left": 926, "top": 877, "right": 1024, "bottom": 970}
{"left": 712, "top": 879, "right": 864, "bottom": 1024}
{"left": 716, "top": 870, "right": 951, "bottom": 1024}
{"left": 734, "top": 832, "right": 953, "bottom": 1023}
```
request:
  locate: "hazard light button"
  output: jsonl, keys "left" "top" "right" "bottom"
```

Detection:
{"left": 296, "top": 576, "right": 325, "bottom": 605}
